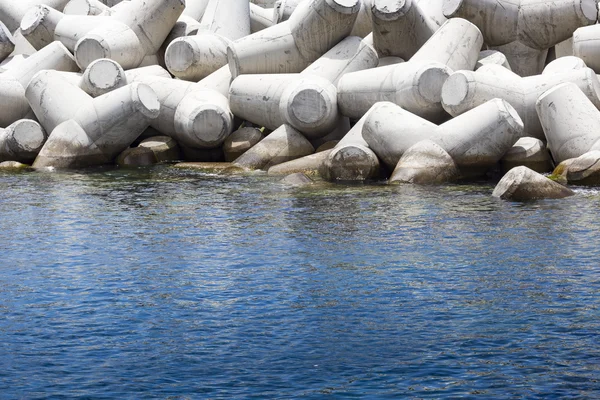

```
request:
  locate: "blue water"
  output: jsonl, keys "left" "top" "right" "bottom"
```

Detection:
{"left": 1, "top": 166, "right": 599, "bottom": 398}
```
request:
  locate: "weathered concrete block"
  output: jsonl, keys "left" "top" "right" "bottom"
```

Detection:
{"left": 441, "top": 64, "right": 600, "bottom": 139}
{"left": 0, "top": 119, "right": 47, "bottom": 163}
{"left": 249, "top": 3, "right": 274, "bottom": 33}
{"left": 63, "top": 0, "right": 111, "bottom": 16}
{"left": 228, "top": 0, "right": 360, "bottom": 77}
{"left": 0, "top": 22, "right": 15, "bottom": 62}
{"left": 0, "top": 0, "right": 71, "bottom": 32}
{"left": 116, "top": 146, "right": 158, "bottom": 167}
{"left": 267, "top": 148, "right": 332, "bottom": 176}
{"left": 542, "top": 55, "right": 587, "bottom": 75}
{"left": 536, "top": 82, "right": 600, "bottom": 163}
{"left": 223, "top": 126, "right": 265, "bottom": 162}
{"left": 488, "top": 40, "right": 548, "bottom": 77}
{"left": 363, "top": 99, "right": 524, "bottom": 176}
{"left": 443, "top": 0, "right": 597, "bottom": 50}
{"left": 165, "top": 0, "right": 250, "bottom": 81}
{"left": 565, "top": 150, "right": 600, "bottom": 185}
{"left": 232, "top": 124, "right": 314, "bottom": 170}
{"left": 33, "top": 82, "right": 160, "bottom": 168}
{"left": 0, "top": 41, "right": 79, "bottom": 128}
{"left": 501, "top": 137, "right": 553, "bottom": 173}
{"left": 389, "top": 139, "right": 459, "bottom": 184}
{"left": 572, "top": 25, "right": 600, "bottom": 73}
{"left": 320, "top": 113, "right": 381, "bottom": 182}
{"left": 476, "top": 50, "right": 511, "bottom": 70}
{"left": 371, "top": 0, "right": 446, "bottom": 59}
{"left": 138, "top": 136, "right": 181, "bottom": 162}
{"left": 492, "top": 166, "right": 574, "bottom": 201}
{"left": 280, "top": 172, "right": 313, "bottom": 186}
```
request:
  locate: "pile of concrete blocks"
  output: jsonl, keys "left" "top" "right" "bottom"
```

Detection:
{"left": 1, "top": 0, "right": 600, "bottom": 199}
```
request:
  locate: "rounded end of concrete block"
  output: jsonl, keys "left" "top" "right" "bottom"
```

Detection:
{"left": 75, "top": 35, "right": 108, "bottom": 69}
{"left": 130, "top": 83, "right": 161, "bottom": 120}
{"left": 7, "top": 119, "right": 47, "bottom": 157}
{"left": 20, "top": 5, "right": 51, "bottom": 36}
{"left": 442, "top": 0, "right": 463, "bottom": 17}
{"left": 63, "top": 0, "right": 93, "bottom": 15}
{"left": 372, "top": 0, "right": 411, "bottom": 21}
{"left": 324, "top": 144, "right": 380, "bottom": 181}
{"left": 440, "top": 71, "right": 473, "bottom": 112}
{"left": 84, "top": 58, "right": 126, "bottom": 96}
{"left": 284, "top": 79, "right": 338, "bottom": 136}
{"left": 165, "top": 37, "right": 195, "bottom": 74}
{"left": 577, "top": 0, "right": 598, "bottom": 25}
{"left": 184, "top": 104, "right": 233, "bottom": 149}
{"left": 327, "top": 0, "right": 362, "bottom": 14}
{"left": 416, "top": 64, "right": 451, "bottom": 104}
{"left": 495, "top": 98, "right": 524, "bottom": 135}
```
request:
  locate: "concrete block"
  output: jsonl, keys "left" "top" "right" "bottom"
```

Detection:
{"left": 363, "top": 99, "right": 523, "bottom": 175}
{"left": 489, "top": 40, "right": 548, "bottom": 77}
{"left": 138, "top": 136, "right": 181, "bottom": 162}
{"left": 0, "top": 119, "right": 47, "bottom": 163}
{"left": 492, "top": 166, "right": 574, "bottom": 201}
{"left": 441, "top": 64, "right": 600, "bottom": 139}
{"left": 476, "top": 50, "right": 511, "bottom": 70}
{"left": 0, "top": 22, "right": 15, "bottom": 62}
{"left": 536, "top": 82, "right": 600, "bottom": 163}
{"left": 500, "top": 137, "right": 553, "bottom": 173}
{"left": 228, "top": 0, "right": 360, "bottom": 77}
{"left": 563, "top": 150, "right": 600, "bottom": 185}
{"left": 249, "top": 3, "right": 274, "bottom": 33}
{"left": 443, "top": 0, "right": 597, "bottom": 50}
{"left": 116, "top": 146, "right": 158, "bottom": 167}
{"left": 223, "top": 127, "right": 265, "bottom": 162}
{"left": 389, "top": 139, "right": 459, "bottom": 184}
{"left": 0, "top": 0, "right": 71, "bottom": 32}
{"left": 63, "top": 0, "right": 111, "bottom": 15}
{"left": 267, "top": 148, "right": 332, "bottom": 176}
{"left": 232, "top": 124, "right": 314, "bottom": 170}
{"left": 33, "top": 82, "right": 160, "bottom": 168}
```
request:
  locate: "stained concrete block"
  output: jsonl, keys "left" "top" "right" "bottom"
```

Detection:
{"left": 389, "top": 139, "right": 459, "bottom": 184}
{"left": 492, "top": 166, "right": 574, "bottom": 201}
{"left": 0, "top": 119, "right": 47, "bottom": 163}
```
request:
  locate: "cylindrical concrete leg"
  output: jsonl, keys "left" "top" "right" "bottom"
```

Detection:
{"left": 173, "top": 89, "right": 234, "bottom": 149}
{"left": 0, "top": 119, "right": 47, "bottom": 163}
{"left": 166, "top": 33, "right": 232, "bottom": 81}
{"left": 233, "top": 124, "right": 315, "bottom": 170}
{"left": 536, "top": 82, "right": 600, "bottom": 163}
{"left": 302, "top": 35, "right": 378, "bottom": 85}
{"left": 250, "top": 3, "right": 274, "bottom": 32}
{"left": 75, "top": 21, "right": 146, "bottom": 69}
{"left": 411, "top": 18, "right": 483, "bottom": 72}
{"left": 337, "top": 61, "right": 451, "bottom": 122}
{"left": 63, "top": 0, "right": 111, "bottom": 15}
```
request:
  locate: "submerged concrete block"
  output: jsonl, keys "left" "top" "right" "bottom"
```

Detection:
{"left": 116, "top": 146, "right": 158, "bottom": 167}
{"left": 267, "top": 148, "right": 333, "bottom": 176}
{"left": 441, "top": 64, "right": 600, "bottom": 139}
{"left": 33, "top": 82, "right": 160, "bottom": 168}
{"left": 232, "top": 124, "right": 314, "bottom": 170}
{"left": 389, "top": 139, "right": 459, "bottom": 184}
{"left": 0, "top": 119, "right": 47, "bottom": 163}
{"left": 228, "top": 0, "right": 360, "bottom": 77}
{"left": 320, "top": 113, "right": 381, "bottom": 182}
{"left": 223, "top": 126, "right": 265, "bottom": 162}
{"left": 536, "top": 82, "right": 600, "bottom": 163}
{"left": 138, "top": 136, "right": 181, "bottom": 162}
{"left": 165, "top": 0, "right": 250, "bottom": 81}
{"left": 363, "top": 99, "right": 524, "bottom": 175}
{"left": 443, "top": 0, "right": 597, "bottom": 50}
{"left": 501, "top": 137, "right": 553, "bottom": 174}
{"left": 371, "top": 0, "right": 446, "bottom": 59}
{"left": 492, "top": 166, "right": 574, "bottom": 201}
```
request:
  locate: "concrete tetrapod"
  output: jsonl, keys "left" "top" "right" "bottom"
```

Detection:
{"left": 165, "top": 0, "right": 250, "bottom": 81}
{"left": 362, "top": 99, "right": 524, "bottom": 176}
{"left": 443, "top": 0, "right": 597, "bottom": 50}
{"left": 536, "top": 82, "right": 600, "bottom": 164}
{"left": 0, "top": 41, "right": 79, "bottom": 128}
{"left": 74, "top": 0, "right": 185, "bottom": 69}
{"left": 227, "top": 0, "right": 360, "bottom": 77}
{"left": 223, "top": 127, "right": 265, "bottom": 162}
{"left": 20, "top": 5, "right": 113, "bottom": 51}
{"left": 249, "top": 3, "right": 274, "bottom": 33}
{"left": 441, "top": 64, "right": 600, "bottom": 139}
{"left": 232, "top": 124, "right": 314, "bottom": 170}
{"left": 492, "top": 166, "right": 574, "bottom": 201}
{"left": 54, "top": 58, "right": 127, "bottom": 97}
{"left": 389, "top": 139, "right": 459, "bottom": 184}
{"left": 33, "top": 82, "right": 160, "bottom": 168}
{"left": 0, "top": 22, "right": 15, "bottom": 63}
{"left": 320, "top": 112, "right": 381, "bottom": 182}
{"left": 0, "top": 119, "right": 48, "bottom": 164}
{"left": 573, "top": 25, "right": 600, "bottom": 73}
{"left": 371, "top": 0, "right": 445, "bottom": 59}
{"left": 488, "top": 40, "right": 548, "bottom": 77}
{"left": 563, "top": 150, "right": 600, "bottom": 185}
{"left": 0, "top": 0, "right": 71, "bottom": 32}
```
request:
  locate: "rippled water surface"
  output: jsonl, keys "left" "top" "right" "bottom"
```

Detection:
{"left": 1, "top": 166, "right": 599, "bottom": 398}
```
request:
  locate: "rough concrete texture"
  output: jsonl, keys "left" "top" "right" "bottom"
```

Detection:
{"left": 138, "top": 136, "right": 181, "bottom": 162}
{"left": 363, "top": 99, "right": 524, "bottom": 176}
{"left": 389, "top": 139, "right": 459, "bottom": 184}
{"left": 536, "top": 82, "right": 600, "bottom": 164}
{"left": 501, "top": 137, "right": 553, "bottom": 174}
{"left": 0, "top": 119, "right": 48, "bottom": 163}
{"left": 492, "top": 166, "right": 574, "bottom": 201}
{"left": 442, "top": 64, "right": 600, "bottom": 139}
{"left": 223, "top": 127, "right": 265, "bottom": 162}
{"left": 233, "top": 124, "right": 314, "bottom": 170}
{"left": 565, "top": 150, "right": 600, "bottom": 185}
